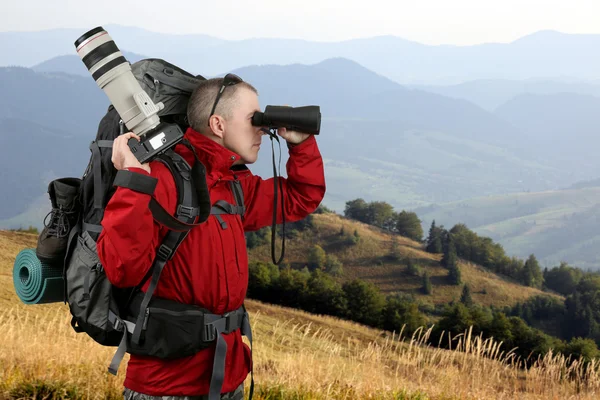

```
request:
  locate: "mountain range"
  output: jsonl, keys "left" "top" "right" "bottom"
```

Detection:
{"left": 4, "top": 26, "right": 600, "bottom": 84}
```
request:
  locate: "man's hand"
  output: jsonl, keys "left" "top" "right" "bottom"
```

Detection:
{"left": 111, "top": 132, "right": 151, "bottom": 174}
{"left": 277, "top": 127, "right": 310, "bottom": 145}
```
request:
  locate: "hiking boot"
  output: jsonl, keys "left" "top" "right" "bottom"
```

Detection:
{"left": 36, "top": 177, "right": 82, "bottom": 265}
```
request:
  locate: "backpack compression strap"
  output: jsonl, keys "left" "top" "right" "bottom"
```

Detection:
{"left": 210, "top": 180, "right": 246, "bottom": 229}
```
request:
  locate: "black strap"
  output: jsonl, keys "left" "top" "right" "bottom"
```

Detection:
{"left": 90, "top": 141, "right": 104, "bottom": 209}
{"left": 131, "top": 233, "right": 183, "bottom": 345}
{"left": 211, "top": 200, "right": 245, "bottom": 216}
{"left": 63, "top": 220, "right": 81, "bottom": 304}
{"left": 147, "top": 150, "right": 209, "bottom": 232}
{"left": 269, "top": 132, "right": 286, "bottom": 265}
{"left": 230, "top": 180, "right": 245, "bottom": 218}
{"left": 97, "top": 140, "right": 113, "bottom": 148}
{"left": 180, "top": 140, "right": 212, "bottom": 222}
{"left": 148, "top": 198, "right": 204, "bottom": 232}
{"left": 113, "top": 169, "right": 158, "bottom": 195}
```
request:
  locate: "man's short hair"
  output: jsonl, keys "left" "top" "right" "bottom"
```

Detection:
{"left": 187, "top": 77, "right": 258, "bottom": 133}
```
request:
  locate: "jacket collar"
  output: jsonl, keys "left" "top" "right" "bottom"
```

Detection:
{"left": 176, "top": 127, "right": 242, "bottom": 177}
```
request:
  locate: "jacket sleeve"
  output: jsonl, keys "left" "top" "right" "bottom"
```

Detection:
{"left": 97, "top": 165, "right": 176, "bottom": 288}
{"left": 241, "top": 135, "right": 326, "bottom": 232}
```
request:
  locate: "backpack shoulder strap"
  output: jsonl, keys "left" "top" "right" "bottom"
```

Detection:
{"left": 130, "top": 149, "right": 199, "bottom": 343}
{"left": 230, "top": 180, "right": 245, "bottom": 218}
{"left": 110, "top": 148, "right": 201, "bottom": 367}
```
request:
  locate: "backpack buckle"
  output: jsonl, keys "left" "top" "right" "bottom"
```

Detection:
{"left": 177, "top": 205, "right": 198, "bottom": 219}
{"left": 157, "top": 244, "right": 173, "bottom": 261}
{"left": 223, "top": 312, "right": 232, "bottom": 332}
{"left": 202, "top": 313, "right": 235, "bottom": 342}
{"left": 112, "top": 318, "right": 123, "bottom": 332}
{"left": 203, "top": 322, "right": 217, "bottom": 342}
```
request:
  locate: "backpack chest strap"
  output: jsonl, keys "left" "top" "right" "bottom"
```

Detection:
{"left": 209, "top": 180, "right": 246, "bottom": 229}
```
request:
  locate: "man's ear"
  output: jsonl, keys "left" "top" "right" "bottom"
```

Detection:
{"left": 208, "top": 115, "right": 226, "bottom": 139}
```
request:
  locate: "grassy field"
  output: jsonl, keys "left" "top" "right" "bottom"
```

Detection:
{"left": 249, "top": 213, "right": 562, "bottom": 309}
{"left": 1, "top": 230, "right": 599, "bottom": 399}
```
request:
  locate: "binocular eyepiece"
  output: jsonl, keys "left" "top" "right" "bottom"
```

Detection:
{"left": 252, "top": 105, "right": 321, "bottom": 135}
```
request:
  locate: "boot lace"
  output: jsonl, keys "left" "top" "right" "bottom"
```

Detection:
{"left": 43, "top": 206, "right": 77, "bottom": 238}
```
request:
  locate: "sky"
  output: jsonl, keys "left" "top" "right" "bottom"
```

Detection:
{"left": 3, "top": 0, "right": 600, "bottom": 45}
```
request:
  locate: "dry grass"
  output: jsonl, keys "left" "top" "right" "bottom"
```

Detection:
{"left": 1, "top": 230, "right": 594, "bottom": 400}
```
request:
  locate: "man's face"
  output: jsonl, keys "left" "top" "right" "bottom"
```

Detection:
{"left": 222, "top": 87, "right": 264, "bottom": 165}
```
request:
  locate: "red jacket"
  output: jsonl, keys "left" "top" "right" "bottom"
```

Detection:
{"left": 97, "top": 127, "right": 326, "bottom": 396}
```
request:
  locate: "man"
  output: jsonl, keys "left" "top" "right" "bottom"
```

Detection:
{"left": 97, "top": 74, "right": 326, "bottom": 399}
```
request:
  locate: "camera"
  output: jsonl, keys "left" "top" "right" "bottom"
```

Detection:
{"left": 74, "top": 27, "right": 184, "bottom": 164}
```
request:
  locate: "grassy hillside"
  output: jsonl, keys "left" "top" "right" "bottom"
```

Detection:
{"left": 414, "top": 187, "right": 600, "bottom": 269}
{"left": 249, "top": 213, "right": 562, "bottom": 309}
{"left": 1, "top": 230, "right": 599, "bottom": 399}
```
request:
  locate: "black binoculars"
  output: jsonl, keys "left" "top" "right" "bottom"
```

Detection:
{"left": 252, "top": 105, "right": 321, "bottom": 135}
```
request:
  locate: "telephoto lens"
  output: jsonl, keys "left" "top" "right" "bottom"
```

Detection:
{"left": 74, "top": 27, "right": 163, "bottom": 136}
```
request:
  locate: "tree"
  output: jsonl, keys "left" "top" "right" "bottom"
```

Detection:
{"left": 352, "top": 229, "right": 360, "bottom": 244}
{"left": 460, "top": 284, "right": 473, "bottom": 306}
{"left": 426, "top": 220, "right": 443, "bottom": 253}
{"left": 564, "top": 337, "right": 600, "bottom": 362}
{"left": 544, "top": 262, "right": 582, "bottom": 295}
{"left": 382, "top": 295, "right": 428, "bottom": 336}
{"left": 245, "top": 226, "right": 270, "bottom": 249}
{"left": 406, "top": 258, "right": 421, "bottom": 276}
{"left": 325, "top": 254, "right": 344, "bottom": 276}
{"left": 308, "top": 245, "right": 327, "bottom": 270}
{"left": 441, "top": 234, "right": 458, "bottom": 270}
{"left": 314, "top": 204, "right": 334, "bottom": 214}
{"left": 389, "top": 237, "right": 402, "bottom": 261}
{"left": 248, "top": 261, "right": 273, "bottom": 298}
{"left": 366, "top": 201, "right": 395, "bottom": 229}
{"left": 394, "top": 211, "right": 423, "bottom": 242}
{"left": 342, "top": 280, "right": 386, "bottom": 327}
{"left": 422, "top": 271, "right": 432, "bottom": 295}
{"left": 522, "top": 254, "right": 544, "bottom": 288}
{"left": 344, "top": 198, "right": 369, "bottom": 222}
{"left": 305, "top": 269, "right": 347, "bottom": 317}
{"left": 448, "top": 263, "right": 462, "bottom": 285}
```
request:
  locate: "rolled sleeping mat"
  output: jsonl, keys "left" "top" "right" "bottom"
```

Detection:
{"left": 13, "top": 249, "right": 64, "bottom": 304}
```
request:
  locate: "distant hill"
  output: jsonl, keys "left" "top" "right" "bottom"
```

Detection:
{"left": 2, "top": 60, "right": 582, "bottom": 228}
{"left": 32, "top": 51, "right": 147, "bottom": 76}
{"left": 411, "top": 79, "right": 600, "bottom": 111}
{"left": 248, "top": 212, "right": 560, "bottom": 308}
{"left": 414, "top": 187, "right": 600, "bottom": 269}
{"left": 5, "top": 27, "right": 600, "bottom": 84}
{"left": 494, "top": 92, "right": 600, "bottom": 171}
